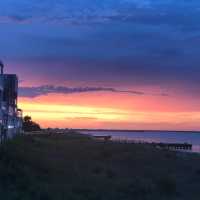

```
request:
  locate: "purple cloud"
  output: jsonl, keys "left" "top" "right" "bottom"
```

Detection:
{"left": 19, "top": 85, "right": 145, "bottom": 97}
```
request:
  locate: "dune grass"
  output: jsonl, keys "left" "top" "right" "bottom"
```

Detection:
{"left": 0, "top": 132, "right": 200, "bottom": 200}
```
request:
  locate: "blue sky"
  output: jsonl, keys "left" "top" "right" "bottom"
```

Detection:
{"left": 2, "top": 0, "right": 200, "bottom": 129}
{"left": 0, "top": 0, "right": 200, "bottom": 94}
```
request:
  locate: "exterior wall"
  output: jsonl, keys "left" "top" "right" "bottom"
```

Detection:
{"left": 0, "top": 74, "right": 22, "bottom": 141}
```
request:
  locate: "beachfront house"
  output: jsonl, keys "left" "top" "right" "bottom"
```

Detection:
{"left": 0, "top": 61, "right": 23, "bottom": 141}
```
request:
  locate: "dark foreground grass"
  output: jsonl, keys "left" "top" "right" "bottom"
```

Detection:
{"left": 0, "top": 132, "right": 200, "bottom": 200}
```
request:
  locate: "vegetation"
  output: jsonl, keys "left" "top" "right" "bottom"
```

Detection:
{"left": 22, "top": 116, "right": 41, "bottom": 132}
{"left": 0, "top": 132, "right": 200, "bottom": 200}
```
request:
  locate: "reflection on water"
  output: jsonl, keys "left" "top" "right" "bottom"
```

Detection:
{"left": 82, "top": 131, "right": 200, "bottom": 153}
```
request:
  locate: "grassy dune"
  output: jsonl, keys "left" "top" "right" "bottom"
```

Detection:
{"left": 0, "top": 132, "right": 200, "bottom": 200}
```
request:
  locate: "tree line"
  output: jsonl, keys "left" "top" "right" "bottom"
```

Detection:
{"left": 23, "top": 116, "right": 41, "bottom": 132}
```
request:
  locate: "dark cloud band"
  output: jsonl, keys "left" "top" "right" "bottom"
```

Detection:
{"left": 19, "top": 85, "right": 167, "bottom": 98}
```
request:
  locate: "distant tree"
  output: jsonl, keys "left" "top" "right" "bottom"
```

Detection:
{"left": 24, "top": 116, "right": 32, "bottom": 123}
{"left": 23, "top": 115, "right": 41, "bottom": 132}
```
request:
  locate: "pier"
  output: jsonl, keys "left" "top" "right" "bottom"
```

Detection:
{"left": 94, "top": 136, "right": 193, "bottom": 151}
{"left": 154, "top": 143, "right": 192, "bottom": 150}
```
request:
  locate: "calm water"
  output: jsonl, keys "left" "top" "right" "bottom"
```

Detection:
{"left": 81, "top": 131, "right": 200, "bottom": 153}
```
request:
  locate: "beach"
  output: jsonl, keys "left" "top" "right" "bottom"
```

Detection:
{"left": 0, "top": 131, "right": 200, "bottom": 200}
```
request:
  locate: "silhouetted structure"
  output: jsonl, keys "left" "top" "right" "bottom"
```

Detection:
{"left": 0, "top": 61, "right": 23, "bottom": 141}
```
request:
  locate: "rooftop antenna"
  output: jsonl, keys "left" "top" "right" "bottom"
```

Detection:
{"left": 0, "top": 60, "right": 4, "bottom": 74}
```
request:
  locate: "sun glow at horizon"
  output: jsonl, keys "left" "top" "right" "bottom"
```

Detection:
{"left": 18, "top": 93, "right": 200, "bottom": 131}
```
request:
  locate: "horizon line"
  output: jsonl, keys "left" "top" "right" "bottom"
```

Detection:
{"left": 44, "top": 128, "right": 200, "bottom": 133}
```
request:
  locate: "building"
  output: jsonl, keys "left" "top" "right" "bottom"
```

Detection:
{"left": 0, "top": 61, "right": 23, "bottom": 141}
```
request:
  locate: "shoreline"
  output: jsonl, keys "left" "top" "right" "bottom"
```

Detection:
{"left": 26, "top": 130, "right": 200, "bottom": 153}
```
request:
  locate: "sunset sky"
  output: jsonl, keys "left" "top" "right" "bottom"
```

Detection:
{"left": 1, "top": 0, "right": 200, "bottom": 130}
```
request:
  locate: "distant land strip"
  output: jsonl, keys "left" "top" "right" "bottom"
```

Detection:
{"left": 72, "top": 129, "right": 200, "bottom": 133}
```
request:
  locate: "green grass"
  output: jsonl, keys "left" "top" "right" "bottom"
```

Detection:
{"left": 0, "top": 132, "right": 200, "bottom": 200}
